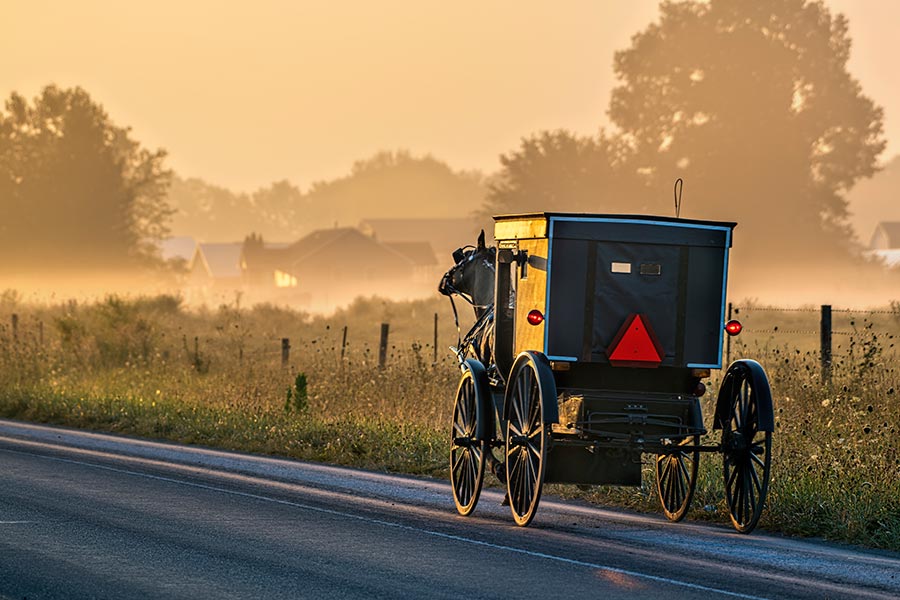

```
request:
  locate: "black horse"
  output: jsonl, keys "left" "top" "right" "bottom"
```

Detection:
{"left": 438, "top": 230, "right": 496, "bottom": 366}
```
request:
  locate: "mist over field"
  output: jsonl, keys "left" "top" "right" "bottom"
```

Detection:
{"left": 1, "top": 0, "right": 899, "bottom": 311}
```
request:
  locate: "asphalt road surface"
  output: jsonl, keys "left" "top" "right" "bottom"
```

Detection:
{"left": 1, "top": 419, "right": 898, "bottom": 600}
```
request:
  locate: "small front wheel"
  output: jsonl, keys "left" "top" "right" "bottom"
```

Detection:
{"left": 450, "top": 369, "right": 486, "bottom": 516}
{"left": 656, "top": 435, "right": 699, "bottom": 522}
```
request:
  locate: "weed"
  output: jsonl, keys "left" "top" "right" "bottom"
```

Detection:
{"left": 0, "top": 293, "right": 897, "bottom": 550}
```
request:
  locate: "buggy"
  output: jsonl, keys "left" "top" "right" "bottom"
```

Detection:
{"left": 439, "top": 213, "right": 773, "bottom": 532}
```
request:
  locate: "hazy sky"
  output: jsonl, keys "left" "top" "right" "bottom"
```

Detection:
{"left": 3, "top": 0, "right": 898, "bottom": 192}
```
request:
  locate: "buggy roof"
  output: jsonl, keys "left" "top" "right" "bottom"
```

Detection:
{"left": 493, "top": 212, "right": 736, "bottom": 243}
{"left": 493, "top": 212, "right": 736, "bottom": 229}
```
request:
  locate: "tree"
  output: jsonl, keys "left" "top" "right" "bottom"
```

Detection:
{"left": 485, "top": 130, "right": 645, "bottom": 216}
{"left": 304, "top": 150, "right": 486, "bottom": 227}
{"left": 167, "top": 177, "right": 308, "bottom": 242}
{"left": 0, "top": 85, "right": 173, "bottom": 271}
{"left": 609, "top": 0, "right": 885, "bottom": 263}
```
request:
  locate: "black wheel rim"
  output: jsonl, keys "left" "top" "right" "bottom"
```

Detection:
{"left": 450, "top": 373, "right": 484, "bottom": 516}
{"left": 723, "top": 372, "right": 772, "bottom": 533}
{"left": 505, "top": 361, "right": 545, "bottom": 527}
{"left": 656, "top": 435, "right": 699, "bottom": 522}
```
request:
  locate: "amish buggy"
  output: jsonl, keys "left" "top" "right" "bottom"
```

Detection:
{"left": 438, "top": 213, "right": 773, "bottom": 532}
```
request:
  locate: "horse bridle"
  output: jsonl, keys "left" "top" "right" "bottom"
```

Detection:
{"left": 439, "top": 246, "right": 495, "bottom": 362}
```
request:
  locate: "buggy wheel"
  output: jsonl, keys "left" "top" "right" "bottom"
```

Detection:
{"left": 450, "top": 369, "right": 486, "bottom": 516}
{"left": 505, "top": 356, "right": 548, "bottom": 527}
{"left": 656, "top": 435, "right": 699, "bottom": 522}
{"left": 721, "top": 367, "right": 772, "bottom": 533}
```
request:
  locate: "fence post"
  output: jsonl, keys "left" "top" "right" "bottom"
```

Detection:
{"left": 820, "top": 304, "right": 832, "bottom": 384}
{"left": 725, "top": 302, "right": 733, "bottom": 367}
{"left": 340, "top": 325, "right": 348, "bottom": 362}
{"left": 379, "top": 323, "right": 389, "bottom": 369}
{"left": 433, "top": 312, "right": 438, "bottom": 365}
{"left": 11, "top": 313, "right": 18, "bottom": 342}
{"left": 281, "top": 338, "right": 290, "bottom": 367}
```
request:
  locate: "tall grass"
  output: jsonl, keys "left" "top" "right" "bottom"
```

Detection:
{"left": 0, "top": 292, "right": 898, "bottom": 549}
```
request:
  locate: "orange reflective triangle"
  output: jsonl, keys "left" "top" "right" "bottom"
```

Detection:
{"left": 607, "top": 314, "right": 663, "bottom": 367}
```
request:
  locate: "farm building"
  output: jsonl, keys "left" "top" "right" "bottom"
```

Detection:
{"left": 241, "top": 227, "right": 432, "bottom": 308}
{"left": 868, "top": 221, "right": 900, "bottom": 268}
{"left": 158, "top": 236, "right": 197, "bottom": 265}
{"left": 188, "top": 242, "right": 243, "bottom": 289}
{"left": 358, "top": 217, "right": 484, "bottom": 265}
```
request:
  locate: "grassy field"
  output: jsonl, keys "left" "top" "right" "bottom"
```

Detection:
{"left": 1, "top": 291, "right": 898, "bottom": 550}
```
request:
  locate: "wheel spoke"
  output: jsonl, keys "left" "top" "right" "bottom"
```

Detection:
{"left": 677, "top": 454, "right": 692, "bottom": 484}
{"left": 528, "top": 373, "right": 540, "bottom": 430}
{"left": 743, "top": 468, "right": 752, "bottom": 524}
{"left": 750, "top": 448, "right": 766, "bottom": 469}
{"left": 526, "top": 449, "right": 538, "bottom": 485}
{"left": 740, "top": 381, "right": 752, "bottom": 432}
{"left": 511, "top": 375, "right": 525, "bottom": 428}
{"left": 460, "top": 384, "right": 471, "bottom": 428}
{"left": 665, "top": 460, "right": 675, "bottom": 507}
{"left": 452, "top": 450, "right": 466, "bottom": 475}
{"left": 731, "top": 469, "right": 743, "bottom": 516}
{"left": 726, "top": 461, "right": 740, "bottom": 489}
{"left": 675, "top": 457, "right": 688, "bottom": 501}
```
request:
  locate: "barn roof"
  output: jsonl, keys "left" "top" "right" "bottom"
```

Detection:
{"left": 383, "top": 241, "right": 437, "bottom": 266}
{"left": 358, "top": 217, "right": 483, "bottom": 257}
{"left": 872, "top": 222, "right": 900, "bottom": 249}
{"left": 868, "top": 249, "right": 900, "bottom": 268}
{"left": 159, "top": 236, "right": 196, "bottom": 262}
{"left": 192, "top": 243, "right": 243, "bottom": 278}
{"left": 285, "top": 228, "right": 356, "bottom": 263}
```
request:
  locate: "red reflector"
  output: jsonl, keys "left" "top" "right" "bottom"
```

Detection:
{"left": 725, "top": 320, "right": 742, "bottom": 336}
{"left": 527, "top": 309, "right": 544, "bottom": 326}
{"left": 607, "top": 314, "right": 663, "bottom": 367}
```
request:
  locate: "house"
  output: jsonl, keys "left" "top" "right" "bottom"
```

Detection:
{"left": 158, "top": 236, "right": 197, "bottom": 265}
{"left": 241, "top": 227, "right": 427, "bottom": 308}
{"left": 188, "top": 243, "right": 243, "bottom": 288}
{"left": 868, "top": 221, "right": 900, "bottom": 268}
{"left": 358, "top": 217, "right": 485, "bottom": 266}
{"left": 383, "top": 241, "right": 437, "bottom": 282}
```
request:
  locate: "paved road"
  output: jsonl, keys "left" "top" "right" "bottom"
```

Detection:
{"left": 1, "top": 420, "right": 898, "bottom": 599}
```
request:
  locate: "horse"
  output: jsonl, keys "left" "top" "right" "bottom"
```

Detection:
{"left": 438, "top": 230, "right": 496, "bottom": 366}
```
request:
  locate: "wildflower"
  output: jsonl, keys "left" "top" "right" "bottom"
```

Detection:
{"left": 821, "top": 399, "right": 831, "bottom": 408}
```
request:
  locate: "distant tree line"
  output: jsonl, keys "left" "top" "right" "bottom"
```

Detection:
{"left": 0, "top": 86, "right": 172, "bottom": 272}
{"left": 169, "top": 151, "right": 486, "bottom": 242}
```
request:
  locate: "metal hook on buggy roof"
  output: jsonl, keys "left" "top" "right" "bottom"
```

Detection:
{"left": 674, "top": 178, "right": 684, "bottom": 218}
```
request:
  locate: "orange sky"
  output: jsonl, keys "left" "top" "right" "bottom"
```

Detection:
{"left": 2, "top": 0, "right": 897, "bottom": 192}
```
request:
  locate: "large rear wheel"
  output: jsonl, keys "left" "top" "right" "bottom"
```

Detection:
{"left": 505, "top": 355, "right": 549, "bottom": 527}
{"left": 721, "top": 365, "right": 772, "bottom": 533}
{"left": 450, "top": 369, "right": 486, "bottom": 516}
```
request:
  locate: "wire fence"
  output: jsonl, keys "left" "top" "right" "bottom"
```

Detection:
{"left": 725, "top": 302, "right": 900, "bottom": 382}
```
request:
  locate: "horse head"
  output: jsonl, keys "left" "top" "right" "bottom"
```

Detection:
{"left": 438, "top": 230, "right": 495, "bottom": 316}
